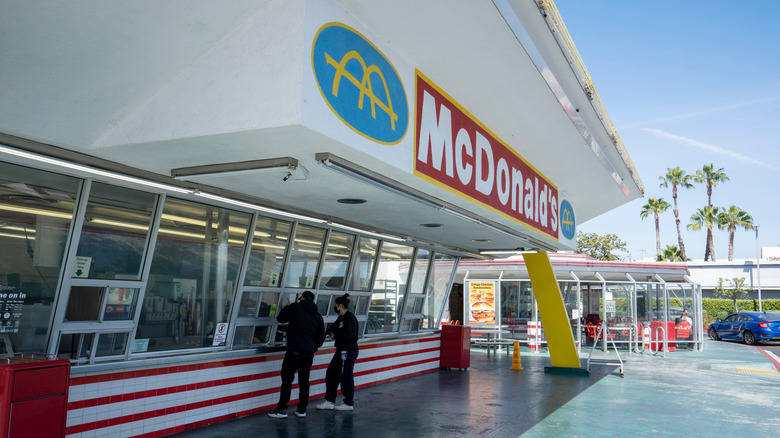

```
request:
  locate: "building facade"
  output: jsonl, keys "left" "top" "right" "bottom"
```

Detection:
{"left": 0, "top": 1, "right": 643, "bottom": 436}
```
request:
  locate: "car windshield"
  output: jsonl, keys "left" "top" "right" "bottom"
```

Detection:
{"left": 754, "top": 312, "right": 780, "bottom": 321}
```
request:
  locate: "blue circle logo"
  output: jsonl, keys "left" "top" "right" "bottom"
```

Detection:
{"left": 312, "top": 23, "right": 409, "bottom": 145}
{"left": 560, "top": 200, "right": 576, "bottom": 240}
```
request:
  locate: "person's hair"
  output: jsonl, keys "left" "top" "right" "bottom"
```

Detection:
{"left": 301, "top": 291, "right": 315, "bottom": 301}
{"left": 334, "top": 293, "right": 350, "bottom": 307}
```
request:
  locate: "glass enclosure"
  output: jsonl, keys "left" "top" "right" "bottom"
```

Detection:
{"left": 0, "top": 159, "right": 461, "bottom": 363}
{"left": 463, "top": 269, "right": 702, "bottom": 353}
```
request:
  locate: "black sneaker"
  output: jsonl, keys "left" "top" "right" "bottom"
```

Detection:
{"left": 294, "top": 411, "right": 306, "bottom": 418}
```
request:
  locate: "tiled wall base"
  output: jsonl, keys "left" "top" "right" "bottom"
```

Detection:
{"left": 65, "top": 335, "right": 440, "bottom": 438}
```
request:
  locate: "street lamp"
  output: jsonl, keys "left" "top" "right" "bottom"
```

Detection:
{"left": 755, "top": 225, "right": 762, "bottom": 312}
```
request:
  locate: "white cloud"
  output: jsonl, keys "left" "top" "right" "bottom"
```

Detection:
{"left": 642, "top": 128, "right": 779, "bottom": 170}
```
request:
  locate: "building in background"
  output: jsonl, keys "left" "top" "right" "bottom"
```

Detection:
{"left": 687, "top": 247, "right": 780, "bottom": 301}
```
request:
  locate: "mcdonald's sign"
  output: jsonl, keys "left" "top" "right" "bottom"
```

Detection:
{"left": 312, "top": 23, "right": 409, "bottom": 145}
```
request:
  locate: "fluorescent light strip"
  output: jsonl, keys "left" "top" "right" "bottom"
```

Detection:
{"left": 329, "top": 222, "right": 405, "bottom": 242}
{"left": 478, "top": 250, "right": 538, "bottom": 255}
{"left": 0, "top": 225, "right": 35, "bottom": 233}
{"left": 253, "top": 243, "right": 286, "bottom": 250}
{"left": 0, "top": 202, "right": 73, "bottom": 220}
{"left": 157, "top": 228, "right": 205, "bottom": 239}
{"left": 0, "top": 232, "right": 34, "bottom": 240}
{"left": 0, "top": 145, "right": 190, "bottom": 194}
{"left": 90, "top": 218, "right": 149, "bottom": 231}
{"left": 195, "top": 192, "right": 327, "bottom": 224}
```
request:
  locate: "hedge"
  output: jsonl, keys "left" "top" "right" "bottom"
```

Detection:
{"left": 702, "top": 298, "right": 780, "bottom": 325}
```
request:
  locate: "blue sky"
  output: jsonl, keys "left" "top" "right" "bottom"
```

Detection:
{"left": 554, "top": 0, "right": 780, "bottom": 261}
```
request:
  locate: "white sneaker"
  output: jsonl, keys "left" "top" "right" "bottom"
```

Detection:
{"left": 294, "top": 411, "right": 306, "bottom": 418}
{"left": 316, "top": 401, "right": 335, "bottom": 410}
{"left": 334, "top": 404, "right": 354, "bottom": 411}
{"left": 267, "top": 411, "right": 288, "bottom": 418}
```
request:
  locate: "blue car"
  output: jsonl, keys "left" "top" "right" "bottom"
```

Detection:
{"left": 708, "top": 311, "right": 780, "bottom": 345}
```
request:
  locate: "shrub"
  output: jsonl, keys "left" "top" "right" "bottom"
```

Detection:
{"left": 702, "top": 298, "right": 780, "bottom": 325}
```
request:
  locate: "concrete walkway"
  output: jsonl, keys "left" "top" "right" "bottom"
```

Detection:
{"left": 170, "top": 340, "right": 780, "bottom": 437}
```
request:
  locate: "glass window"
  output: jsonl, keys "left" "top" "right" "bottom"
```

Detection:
{"left": 408, "top": 249, "right": 429, "bottom": 295}
{"left": 500, "top": 281, "right": 533, "bottom": 323}
{"left": 103, "top": 287, "right": 138, "bottom": 321}
{"left": 349, "top": 237, "right": 378, "bottom": 291}
{"left": 366, "top": 242, "right": 414, "bottom": 334}
{"left": 233, "top": 325, "right": 271, "bottom": 347}
{"left": 0, "top": 162, "right": 81, "bottom": 354}
{"left": 95, "top": 332, "right": 128, "bottom": 358}
{"left": 605, "top": 283, "right": 633, "bottom": 328}
{"left": 356, "top": 296, "right": 368, "bottom": 315}
{"left": 319, "top": 231, "right": 355, "bottom": 290}
{"left": 243, "top": 216, "right": 291, "bottom": 287}
{"left": 259, "top": 292, "right": 280, "bottom": 317}
{"left": 419, "top": 252, "right": 457, "bottom": 328}
{"left": 140, "top": 198, "right": 250, "bottom": 352}
{"left": 64, "top": 286, "right": 102, "bottom": 321}
{"left": 283, "top": 224, "right": 326, "bottom": 289}
{"left": 238, "top": 291, "right": 261, "bottom": 317}
{"left": 63, "top": 286, "right": 138, "bottom": 322}
{"left": 316, "top": 293, "right": 332, "bottom": 315}
{"left": 75, "top": 182, "right": 156, "bottom": 280}
{"left": 57, "top": 333, "right": 94, "bottom": 361}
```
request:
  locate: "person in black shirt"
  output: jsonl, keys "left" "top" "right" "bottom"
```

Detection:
{"left": 317, "top": 293, "right": 359, "bottom": 411}
{"left": 268, "top": 291, "right": 325, "bottom": 419}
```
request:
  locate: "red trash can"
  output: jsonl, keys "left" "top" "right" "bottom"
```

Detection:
{"left": 0, "top": 357, "right": 70, "bottom": 438}
{"left": 440, "top": 325, "right": 471, "bottom": 369}
{"left": 650, "top": 321, "right": 676, "bottom": 352}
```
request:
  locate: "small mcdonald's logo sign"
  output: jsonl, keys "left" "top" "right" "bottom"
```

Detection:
{"left": 312, "top": 23, "right": 409, "bottom": 145}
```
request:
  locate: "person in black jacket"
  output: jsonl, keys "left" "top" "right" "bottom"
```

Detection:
{"left": 268, "top": 290, "right": 325, "bottom": 419}
{"left": 316, "top": 293, "right": 359, "bottom": 411}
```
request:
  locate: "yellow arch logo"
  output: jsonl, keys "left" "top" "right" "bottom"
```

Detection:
{"left": 312, "top": 23, "right": 408, "bottom": 144}
{"left": 324, "top": 50, "right": 399, "bottom": 131}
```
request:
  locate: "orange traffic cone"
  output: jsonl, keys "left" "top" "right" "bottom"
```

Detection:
{"left": 510, "top": 340, "right": 523, "bottom": 370}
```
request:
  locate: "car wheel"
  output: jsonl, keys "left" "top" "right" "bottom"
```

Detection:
{"left": 708, "top": 327, "right": 720, "bottom": 341}
{"left": 743, "top": 330, "right": 755, "bottom": 345}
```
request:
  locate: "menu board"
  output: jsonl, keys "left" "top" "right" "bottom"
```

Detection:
{"left": 467, "top": 281, "right": 496, "bottom": 325}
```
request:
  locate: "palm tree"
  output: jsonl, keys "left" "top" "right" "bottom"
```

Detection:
{"left": 659, "top": 167, "right": 694, "bottom": 260}
{"left": 640, "top": 197, "right": 671, "bottom": 259}
{"left": 693, "top": 164, "right": 729, "bottom": 261}
{"left": 657, "top": 245, "right": 683, "bottom": 262}
{"left": 687, "top": 206, "right": 722, "bottom": 261}
{"left": 694, "top": 164, "right": 729, "bottom": 207}
{"left": 717, "top": 206, "right": 754, "bottom": 261}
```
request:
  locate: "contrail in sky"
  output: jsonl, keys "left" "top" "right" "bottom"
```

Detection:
{"left": 642, "top": 128, "right": 779, "bottom": 170}
{"left": 623, "top": 96, "right": 780, "bottom": 127}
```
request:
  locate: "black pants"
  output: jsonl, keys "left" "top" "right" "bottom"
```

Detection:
{"left": 325, "top": 343, "right": 359, "bottom": 406}
{"left": 276, "top": 350, "right": 314, "bottom": 412}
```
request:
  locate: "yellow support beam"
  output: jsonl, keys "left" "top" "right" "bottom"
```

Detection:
{"left": 523, "top": 251, "right": 580, "bottom": 369}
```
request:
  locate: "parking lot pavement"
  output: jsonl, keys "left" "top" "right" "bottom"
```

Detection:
{"left": 171, "top": 339, "right": 779, "bottom": 438}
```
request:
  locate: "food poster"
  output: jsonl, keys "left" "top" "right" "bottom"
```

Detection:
{"left": 467, "top": 281, "right": 497, "bottom": 325}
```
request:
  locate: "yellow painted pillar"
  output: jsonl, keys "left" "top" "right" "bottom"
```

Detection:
{"left": 523, "top": 251, "right": 581, "bottom": 369}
